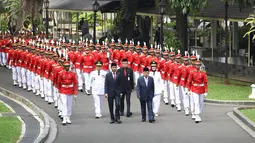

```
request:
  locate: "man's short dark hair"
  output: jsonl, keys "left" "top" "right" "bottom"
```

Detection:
{"left": 122, "top": 58, "right": 128, "bottom": 63}
{"left": 111, "top": 63, "right": 117, "bottom": 67}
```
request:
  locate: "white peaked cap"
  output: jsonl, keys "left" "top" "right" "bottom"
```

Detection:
{"left": 192, "top": 50, "right": 195, "bottom": 55}
{"left": 197, "top": 55, "right": 200, "bottom": 60}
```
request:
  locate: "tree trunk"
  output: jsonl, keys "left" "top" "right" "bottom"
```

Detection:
{"left": 119, "top": 0, "right": 138, "bottom": 41}
{"left": 175, "top": 8, "right": 188, "bottom": 53}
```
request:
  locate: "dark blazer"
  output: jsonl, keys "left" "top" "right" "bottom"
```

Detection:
{"left": 136, "top": 76, "right": 155, "bottom": 101}
{"left": 104, "top": 72, "right": 120, "bottom": 97}
{"left": 117, "top": 67, "right": 134, "bottom": 93}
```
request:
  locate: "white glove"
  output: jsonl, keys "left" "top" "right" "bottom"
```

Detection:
{"left": 204, "top": 93, "right": 208, "bottom": 97}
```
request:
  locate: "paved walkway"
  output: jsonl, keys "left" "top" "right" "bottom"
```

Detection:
{"left": 0, "top": 95, "right": 40, "bottom": 143}
{"left": 0, "top": 67, "right": 254, "bottom": 143}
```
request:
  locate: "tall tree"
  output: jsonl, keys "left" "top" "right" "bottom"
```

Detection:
{"left": 168, "top": 0, "right": 208, "bottom": 52}
{"left": 119, "top": 0, "right": 138, "bottom": 40}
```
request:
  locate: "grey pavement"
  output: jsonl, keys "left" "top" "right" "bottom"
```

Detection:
{"left": 0, "top": 67, "right": 254, "bottom": 143}
{"left": 0, "top": 94, "right": 40, "bottom": 143}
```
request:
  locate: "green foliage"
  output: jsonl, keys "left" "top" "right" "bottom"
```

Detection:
{"left": 243, "top": 14, "right": 255, "bottom": 40}
{"left": 2, "top": 0, "right": 20, "bottom": 19}
{"left": 0, "top": 117, "right": 22, "bottom": 143}
{"left": 168, "top": 0, "right": 208, "bottom": 14}
{"left": 241, "top": 109, "right": 255, "bottom": 122}
{"left": 163, "top": 22, "right": 182, "bottom": 51}
{"left": 0, "top": 13, "right": 8, "bottom": 31}
{"left": 72, "top": 12, "right": 103, "bottom": 28}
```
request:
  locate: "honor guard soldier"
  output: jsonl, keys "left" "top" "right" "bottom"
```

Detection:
{"left": 82, "top": 46, "right": 95, "bottom": 95}
{"left": 170, "top": 50, "right": 182, "bottom": 111}
{"left": 179, "top": 52, "right": 190, "bottom": 116}
{"left": 90, "top": 61, "right": 107, "bottom": 118}
{"left": 187, "top": 55, "right": 208, "bottom": 123}
{"left": 98, "top": 41, "right": 110, "bottom": 71}
{"left": 167, "top": 48, "right": 176, "bottom": 107}
{"left": 57, "top": 60, "right": 78, "bottom": 125}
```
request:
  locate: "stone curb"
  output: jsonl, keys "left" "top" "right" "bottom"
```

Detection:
{"left": 233, "top": 107, "right": 255, "bottom": 133}
{"left": 0, "top": 87, "right": 57, "bottom": 143}
{"left": 204, "top": 99, "right": 255, "bottom": 105}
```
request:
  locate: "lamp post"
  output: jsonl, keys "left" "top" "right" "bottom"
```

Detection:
{"left": 224, "top": 1, "right": 229, "bottom": 84}
{"left": 159, "top": 0, "right": 166, "bottom": 48}
{"left": 43, "top": 0, "right": 49, "bottom": 38}
{"left": 92, "top": 0, "right": 99, "bottom": 43}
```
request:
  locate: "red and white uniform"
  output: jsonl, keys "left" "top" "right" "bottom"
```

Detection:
{"left": 138, "top": 54, "right": 147, "bottom": 73}
{"left": 74, "top": 51, "right": 83, "bottom": 90}
{"left": 112, "top": 49, "right": 121, "bottom": 66}
{"left": 98, "top": 51, "right": 109, "bottom": 71}
{"left": 57, "top": 70, "right": 78, "bottom": 121}
{"left": 82, "top": 53, "right": 95, "bottom": 91}
{"left": 126, "top": 50, "right": 133, "bottom": 68}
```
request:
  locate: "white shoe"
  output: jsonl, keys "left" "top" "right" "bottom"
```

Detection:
{"left": 62, "top": 117, "right": 67, "bottom": 125}
{"left": 155, "top": 113, "right": 159, "bottom": 117}
{"left": 19, "top": 83, "right": 22, "bottom": 88}
{"left": 66, "top": 117, "right": 72, "bottom": 124}
{"left": 13, "top": 81, "right": 18, "bottom": 86}
{"left": 41, "top": 93, "right": 45, "bottom": 98}
{"left": 170, "top": 100, "right": 175, "bottom": 107}
{"left": 191, "top": 114, "right": 196, "bottom": 120}
{"left": 176, "top": 104, "right": 181, "bottom": 111}
{"left": 23, "top": 84, "right": 26, "bottom": 89}
{"left": 163, "top": 98, "right": 169, "bottom": 104}
{"left": 45, "top": 96, "right": 48, "bottom": 102}
{"left": 27, "top": 86, "right": 32, "bottom": 91}
{"left": 36, "top": 90, "right": 40, "bottom": 96}
{"left": 195, "top": 114, "right": 202, "bottom": 123}
{"left": 184, "top": 108, "right": 189, "bottom": 116}
{"left": 54, "top": 102, "right": 58, "bottom": 108}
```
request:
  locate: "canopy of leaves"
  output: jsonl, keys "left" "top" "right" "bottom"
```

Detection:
{"left": 243, "top": 14, "right": 255, "bottom": 39}
{"left": 168, "top": 0, "right": 208, "bottom": 14}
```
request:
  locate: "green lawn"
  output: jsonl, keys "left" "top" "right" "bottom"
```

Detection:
{"left": 0, "top": 117, "right": 22, "bottom": 143}
{"left": 206, "top": 76, "right": 253, "bottom": 100}
{"left": 240, "top": 109, "right": 255, "bottom": 123}
{"left": 0, "top": 102, "right": 11, "bottom": 112}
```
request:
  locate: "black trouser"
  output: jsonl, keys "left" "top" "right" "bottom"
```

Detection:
{"left": 120, "top": 91, "right": 131, "bottom": 114}
{"left": 108, "top": 95, "right": 120, "bottom": 121}
{"left": 140, "top": 99, "right": 154, "bottom": 121}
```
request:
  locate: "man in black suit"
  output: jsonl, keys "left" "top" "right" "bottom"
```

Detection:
{"left": 104, "top": 63, "right": 122, "bottom": 124}
{"left": 136, "top": 67, "right": 155, "bottom": 123}
{"left": 117, "top": 58, "right": 134, "bottom": 117}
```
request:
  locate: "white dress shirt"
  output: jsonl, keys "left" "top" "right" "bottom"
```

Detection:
{"left": 149, "top": 71, "right": 162, "bottom": 95}
{"left": 144, "top": 76, "right": 148, "bottom": 87}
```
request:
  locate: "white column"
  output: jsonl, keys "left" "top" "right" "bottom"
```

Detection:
{"left": 249, "top": 84, "right": 255, "bottom": 99}
{"left": 210, "top": 20, "right": 217, "bottom": 61}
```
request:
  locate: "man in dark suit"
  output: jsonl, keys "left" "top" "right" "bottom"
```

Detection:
{"left": 136, "top": 67, "right": 155, "bottom": 123}
{"left": 117, "top": 58, "right": 134, "bottom": 117}
{"left": 104, "top": 63, "right": 122, "bottom": 124}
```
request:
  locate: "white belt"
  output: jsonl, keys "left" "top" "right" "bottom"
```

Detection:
{"left": 181, "top": 78, "right": 185, "bottom": 80}
{"left": 141, "top": 65, "right": 145, "bottom": 68}
{"left": 193, "top": 84, "right": 204, "bottom": 87}
{"left": 62, "top": 84, "right": 73, "bottom": 88}
{"left": 128, "top": 62, "right": 131, "bottom": 64}
{"left": 83, "top": 66, "right": 93, "bottom": 68}
{"left": 38, "top": 67, "right": 41, "bottom": 69}
{"left": 173, "top": 76, "right": 177, "bottom": 79}
{"left": 45, "top": 71, "right": 48, "bottom": 74}
{"left": 133, "top": 63, "right": 138, "bottom": 66}
{"left": 76, "top": 63, "right": 80, "bottom": 65}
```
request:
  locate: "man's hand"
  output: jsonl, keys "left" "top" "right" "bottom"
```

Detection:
{"left": 120, "top": 93, "right": 123, "bottom": 98}
{"left": 104, "top": 94, "right": 108, "bottom": 98}
{"left": 74, "top": 95, "right": 77, "bottom": 98}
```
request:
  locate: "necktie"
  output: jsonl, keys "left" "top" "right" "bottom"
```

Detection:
{"left": 113, "top": 72, "right": 116, "bottom": 80}
{"left": 98, "top": 70, "right": 100, "bottom": 76}
{"left": 145, "top": 77, "right": 148, "bottom": 87}
{"left": 124, "top": 68, "right": 127, "bottom": 76}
